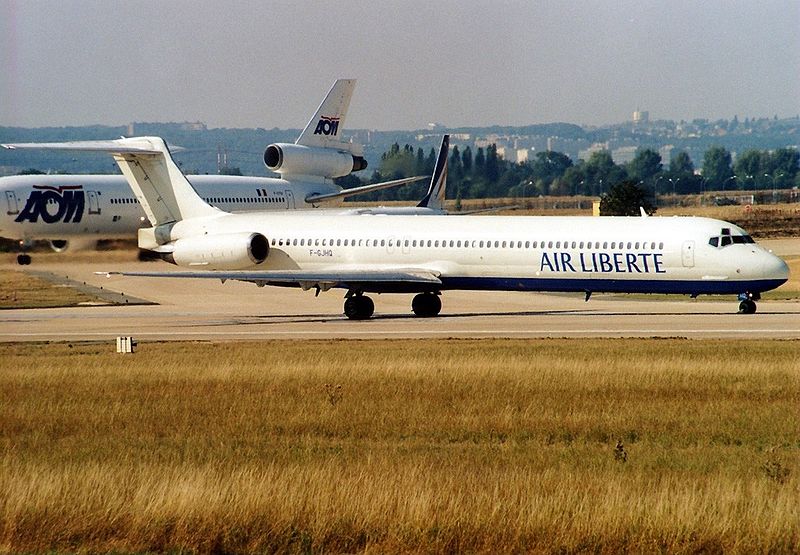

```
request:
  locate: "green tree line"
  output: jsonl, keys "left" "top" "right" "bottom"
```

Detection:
{"left": 347, "top": 143, "right": 800, "bottom": 202}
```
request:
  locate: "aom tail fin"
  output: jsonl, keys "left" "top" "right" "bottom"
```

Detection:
{"left": 417, "top": 135, "right": 449, "bottom": 210}
{"left": 2, "top": 137, "right": 220, "bottom": 227}
{"left": 295, "top": 79, "right": 356, "bottom": 148}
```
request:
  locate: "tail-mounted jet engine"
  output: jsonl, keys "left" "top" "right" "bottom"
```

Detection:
{"left": 163, "top": 232, "right": 269, "bottom": 270}
{"left": 264, "top": 143, "right": 367, "bottom": 179}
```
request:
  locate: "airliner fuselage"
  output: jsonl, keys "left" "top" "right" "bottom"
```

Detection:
{"left": 165, "top": 210, "right": 788, "bottom": 298}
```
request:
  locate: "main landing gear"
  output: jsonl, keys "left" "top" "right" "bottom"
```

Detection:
{"left": 344, "top": 293, "right": 374, "bottom": 320}
{"left": 343, "top": 291, "right": 442, "bottom": 320}
{"left": 411, "top": 292, "right": 441, "bottom": 317}
{"left": 16, "top": 240, "right": 32, "bottom": 265}
{"left": 737, "top": 292, "right": 759, "bottom": 314}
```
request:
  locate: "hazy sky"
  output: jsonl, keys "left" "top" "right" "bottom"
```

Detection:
{"left": 1, "top": 0, "right": 798, "bottom": 130}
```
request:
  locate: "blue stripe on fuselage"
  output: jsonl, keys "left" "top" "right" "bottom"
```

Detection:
{"left": 435, "top": 276, "right": 786, "bottom": 295}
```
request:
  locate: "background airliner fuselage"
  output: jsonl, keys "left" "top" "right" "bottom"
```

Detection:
{"left": 0, "top": 173, "right": 334, "bottom": 242}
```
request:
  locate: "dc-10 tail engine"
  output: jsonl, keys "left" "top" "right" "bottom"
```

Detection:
{"left": 264, "top": 143, "right": 367, "bottom": 179}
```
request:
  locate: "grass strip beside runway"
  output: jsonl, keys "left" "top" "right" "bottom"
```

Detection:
{"left": 1, "top": 339, "right": 798, "bottom": 553}
{"left": 0, "top": 269, "right": 101, "bottom": 308}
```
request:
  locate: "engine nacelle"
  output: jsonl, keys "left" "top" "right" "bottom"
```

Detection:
{"left": 264, "top": 143, "right": 367, "bottom": 179}
{"left": 48, "top": 238, "right": 98, "bottom": 252}
{"left": 49, "top": 239, "right": 69, "bottom": 252}
{"left": 164, "top": 232, "right": 269, "bottom": 270}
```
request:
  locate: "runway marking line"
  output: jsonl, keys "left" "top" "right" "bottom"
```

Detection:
{"left": 2, "top": 328, "right": 799, "bottom": 339}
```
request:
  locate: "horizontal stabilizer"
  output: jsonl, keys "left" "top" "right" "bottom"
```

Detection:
{"left": 305, "top": 175, "right": 429, "bottom": 203}
{"left": 3, "top": 140, "right": 162, "bottom": 153}
{"left": 3, "top": 137, "right": 217, "bottom": 227}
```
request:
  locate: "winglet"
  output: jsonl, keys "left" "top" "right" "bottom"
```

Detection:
{"left": 417, "top": 135, "right": 449, "bottom": 210}
{"left": 295, "top": 79, "right": 356, "bottom": 148}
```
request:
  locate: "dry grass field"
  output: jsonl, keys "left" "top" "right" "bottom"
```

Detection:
{"left": 0, "top": 270, "right": 101, "bottom": 309}
{"left": 1, "top": 339, "right": 798, "bottom": 554}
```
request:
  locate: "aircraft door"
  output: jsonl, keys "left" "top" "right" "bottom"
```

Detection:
{"left": 401, "top": 236, "right": 411, "bottom": 255}
{"left": 5, "top": 191, "right": 19, "bottom": 214}
{"left": 87, "top": 191, "right": 101, "bottom": 215}
{"left": 682, "top": 240, "right": 695, "bottom": 268}
{"left": 284, "top": 190, "right": 296, "bottom": 210}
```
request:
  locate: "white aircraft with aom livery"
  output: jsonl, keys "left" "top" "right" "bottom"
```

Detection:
{"left": 0, "top": 79, "right": 429, "bottom": 264}
{"left": 4, "top": 136, "right": 790, "bottom": 317}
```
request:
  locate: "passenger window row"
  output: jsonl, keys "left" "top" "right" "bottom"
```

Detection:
{"left": 204, "top": 197, "right": 283, "bottom": 204}
{"left": 271, "top": 237, "right": 665, "bottom": 250}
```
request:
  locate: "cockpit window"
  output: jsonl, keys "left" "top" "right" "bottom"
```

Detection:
{"left": 709, "top": 229, "right": 754, "bottom": 249}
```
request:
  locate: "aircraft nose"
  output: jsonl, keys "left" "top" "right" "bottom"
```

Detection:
{"left": 762, "top": 252, "right": 789, "bottom": 283}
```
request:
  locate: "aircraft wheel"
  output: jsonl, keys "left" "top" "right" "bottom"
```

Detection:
{"left": 344, "top": 295, "right": 374, "bottom": 320}
{"left": 412, "top": 293, "right": 442, "bottom": 317}
{"left": 738, "top": 299, "right": 757, "bottom": 314}
{"left": 17, "top": 254, "right": 32, "bottom": 266}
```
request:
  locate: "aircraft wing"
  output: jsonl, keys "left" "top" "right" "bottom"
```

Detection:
{"left": 96, "top": 267, "right": 442, "bottom": 291}
{"left": 305, "top": 175, "right": 428, "bottom": 203}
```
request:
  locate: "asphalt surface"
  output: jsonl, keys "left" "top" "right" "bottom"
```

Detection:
{"left": 2, "top": 238, "right": 798, "bottom": 342}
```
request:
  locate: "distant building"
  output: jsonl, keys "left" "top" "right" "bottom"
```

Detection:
{"left": 633, "top": 110, "right": 649, "bottom": 124}
{"left": 578, "top": 142, "right": 609, "bottom": 161}
{"left": 496, "top": 146, "right": 513, "bottom": 162}
{"left": 180, "top": 121, "right": 207, "bottom": 132}
{"left": 128, "top": 121, "right": 207, "bottom": 134}
{"left": 495, "top": 147, "right": 530, "bottom": 164}
{"left": 659, "top": 144, "right": 674, "bottom": 164}
{"left": 612, "top": 146, "right": 638, "bottom": 164}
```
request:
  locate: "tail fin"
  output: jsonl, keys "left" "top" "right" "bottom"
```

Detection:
{"left": 417, "top": 135, "right": 449, "bottom": 210}
{"left": 295, "top": 79, "right": 356, "bottom": 148}
{"left": 2, "top": 136, "right": 219, "bottom": 227}
{"left": 111, "top": 137, "right": 219, "bottom": 226}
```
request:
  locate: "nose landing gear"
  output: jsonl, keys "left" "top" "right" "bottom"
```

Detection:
{"left": 737, "top": 292, "right": 759, "bottom": 314}
{"left": 738, "top": 299, "right": 757, "bottom": 314}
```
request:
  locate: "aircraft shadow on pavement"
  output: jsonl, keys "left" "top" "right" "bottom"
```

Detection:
{"left": 178, "top": 307, "right": 790, "bottom": 328}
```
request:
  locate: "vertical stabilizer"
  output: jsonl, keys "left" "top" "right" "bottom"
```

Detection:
{"left": 1, "top": 137, "right": 220, "bottom": 227}
{"left": 110, "top": 137, "right": 220, "bottom": 226}
{"left": 417, "top": 135, "right": 449, "bottom": 210}
{"left": 295, "top": 79, "right": 356, "bottom": 148}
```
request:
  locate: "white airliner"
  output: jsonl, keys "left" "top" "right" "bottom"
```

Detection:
{"left": 0, "top": 79, "right": 428, "bottom": 263}
{"left": 3, "top": 136, "right": 789, "bottom": 317}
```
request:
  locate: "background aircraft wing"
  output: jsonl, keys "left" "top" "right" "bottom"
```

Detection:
{"left": 96, "top": 268, "right": 442, "bottom": 291}
{"left": 305, "top": 175, "right": 429, "bottom": 203}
